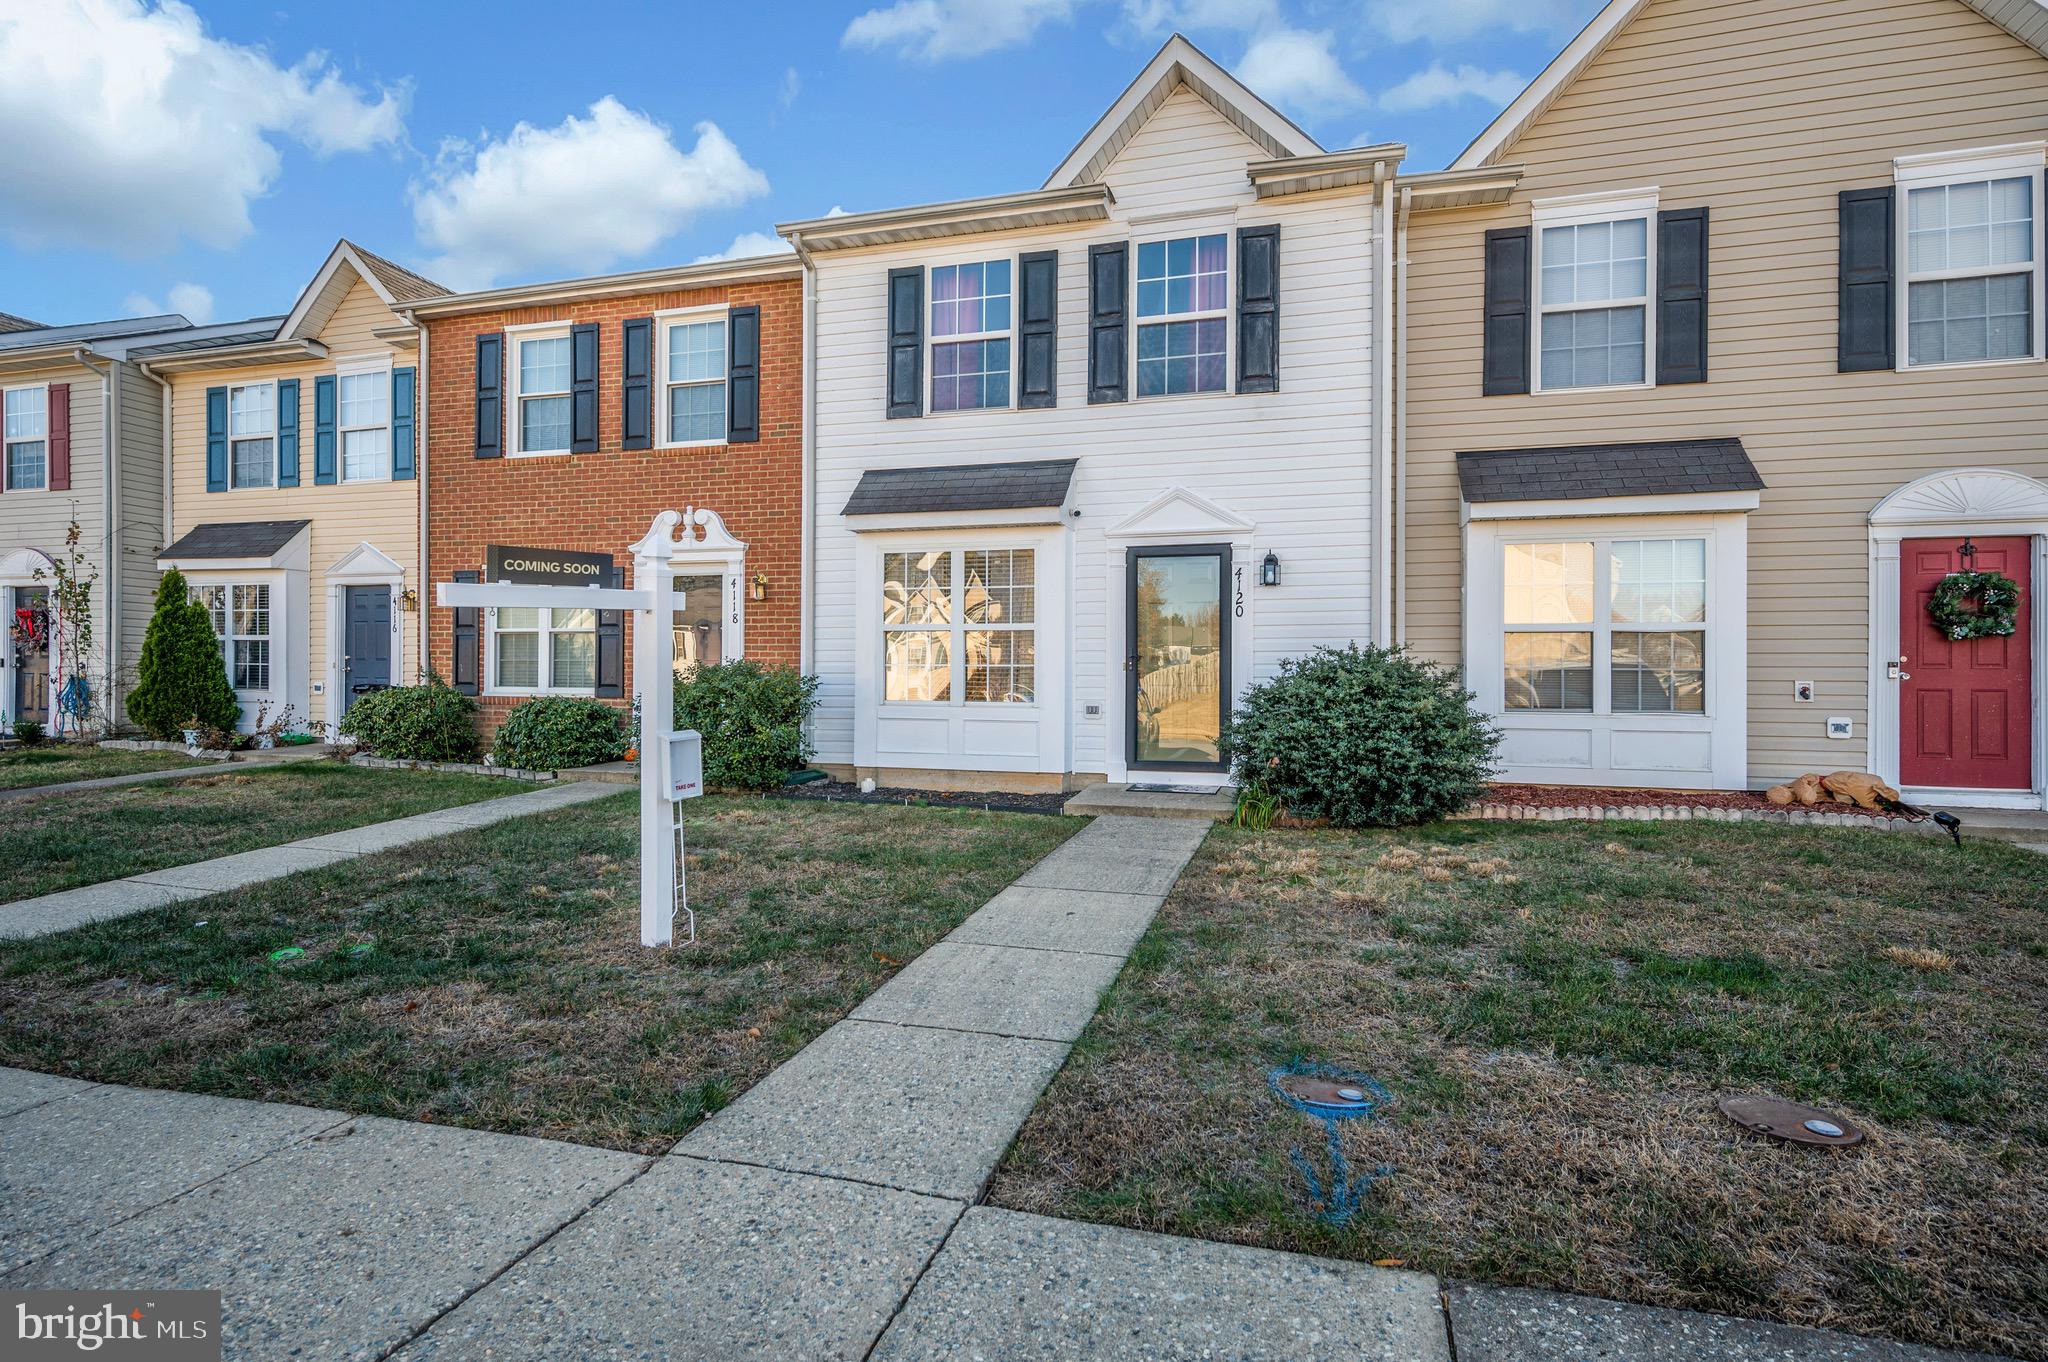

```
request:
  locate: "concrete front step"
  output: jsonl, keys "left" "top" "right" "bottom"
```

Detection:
{"left": 1063, "top": 780, "right": 1233, "bottom": 820}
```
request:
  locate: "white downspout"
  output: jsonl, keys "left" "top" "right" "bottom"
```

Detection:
{"left": 415, "top": 319, "right": 430, "bottom": 684}
{"left": 1395, "top": 185, "right": 1412, "bottom": 646}
{"left": 793, "top": 237, "right": 817, "bottom": 680}
{"left": 1371, "top": 165, "right": 1395, "bottom": 648}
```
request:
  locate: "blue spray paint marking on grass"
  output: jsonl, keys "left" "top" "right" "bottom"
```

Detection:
{"left": 1268, "top": 1062, "right": 1393, "bottom": 1227}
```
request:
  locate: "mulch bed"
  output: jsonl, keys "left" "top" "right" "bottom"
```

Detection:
{"left": 768, "top": 779, "right": 1069, "bottom": 817}
{"left": 1481, "top": 782, "right": 1886, "bottom": 818}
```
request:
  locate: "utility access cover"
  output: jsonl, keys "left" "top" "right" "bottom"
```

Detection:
{"left": 1718, "top": 1095, "right": 1864, "bottom": 1147}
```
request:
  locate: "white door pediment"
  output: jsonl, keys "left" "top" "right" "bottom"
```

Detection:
{"left": 1870, "top": 468, "right": 2048, "bottom": 526}
{"left": 1108, "top": 486, "right": 1255, "bottom": 542}
{"left": 327, "top": 541, "right": 406, "bottom": 581}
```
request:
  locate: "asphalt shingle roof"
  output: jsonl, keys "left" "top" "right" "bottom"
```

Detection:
{"left": 0, "top": 314, "right": 191, "bottom": 352}
{"left": 0, "top": 312, "right": 43, "bottom": 333}
{"left": 127, "top": 321, "right": 290, "bottom": 359}
{"left": 842, "top": 458, "right": 1079, "bottom": 516}
{"left": 160, "top": 520, "right": 311, "bottom": 562}
{"left": 346, "top": 241, "right": 450, "bottom": 302}
{"left": 1455, "top": 438, "right": 1765, "bottom": 504}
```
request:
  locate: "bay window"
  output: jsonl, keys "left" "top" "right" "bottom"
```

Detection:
{"left": 929, "top": 260, "right": 1011, "bottom": 412}
{"left": 228, "top": 383, "right": 276, "bottom": 488}
{"left": 882, "top": 547, "right": 1035, "bottom": 704}
{"left": 339, "top": 369, "right": 391, "bottom": 481}
{"left": 1136, "top": 234, "right": 1227, "bottom": 396}
{"left": 662, "top": 314, "right": 727, "bottom": 444}
{"left": 1503, "top": 536, "right": 1707, "bottom": 713}
{"left": 194, "top": 583, "right": 271, "bottom": 692}
{"left": 4, "top": 386, "right": 46, "bottom": 492}
{"left": 512, "top": 332, "right": 572, "bottom": 455}
{"left": 490, "top": 606, "right": 595, "bottom": 694}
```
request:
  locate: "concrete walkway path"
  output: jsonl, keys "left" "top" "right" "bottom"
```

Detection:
{"left": 0, "top": 779, "right": 618, "bottom": 939}
{"left": 0, "top": 813, "right": 2012, "bottom": 1360}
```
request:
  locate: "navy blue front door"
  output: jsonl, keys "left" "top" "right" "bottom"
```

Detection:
{"left": 343, "top": 586, "right": 392, "bottom": 713}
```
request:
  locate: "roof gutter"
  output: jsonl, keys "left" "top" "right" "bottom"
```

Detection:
{"left": 779, "top": 184, "right": 1114, "bottom": 254}
{"left": 404, "top": 255, "right": 803, "bottom": 319}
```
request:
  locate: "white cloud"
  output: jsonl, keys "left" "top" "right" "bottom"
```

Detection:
{"left": 1377, "top": 62, "right": 1525, "bottom": 113}
{"left": 410, "top": 98, "right": 770, "bottom": 289}
{"left": 1366, "top": 0, "right": 1591, "bottom": 45}
{"left": 1118, "top": 0, "right": 1277, "bottom": 35}
{"left": 695, "top": 230, "right": 795, "bottom": 264}
{"left": 0, "top": 0, "right": 405, "bottom": 257}
{"left": 122, "top": 282, "right": 216, "bottom": 324}
{"left": 842, "top": 0, "right": 1082, "bottom": 60}
{"left": 778, "top": 66, "right": 801, "bottom": 108}
{"left": 1235, "top": 28, "right": 1365, "bottom": 114}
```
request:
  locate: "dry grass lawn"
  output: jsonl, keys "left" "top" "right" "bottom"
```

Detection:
{"left": 989, "top": 820, "right": 2048, "bottom": 1359}
{"left": 0, "top": 794, "right": 1076, "bottom": 1152}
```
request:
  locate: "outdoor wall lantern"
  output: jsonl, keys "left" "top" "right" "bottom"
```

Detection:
{"left": 1260, "top": 551, "right": 1282, "bottom": 587}
{"left": 750, "top": 572, "right": 769, "bottom": 602}
{"left": 400, "top": 587, "right": 420, "bottom": 612}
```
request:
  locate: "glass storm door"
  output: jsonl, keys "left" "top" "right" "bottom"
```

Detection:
{"left": 12, "top": 586, "right": 49, "bottom": 727}
{"left": 673, "top": 575, "right": 725, "bottom": 679}
{"left": 1128, "top": 545, "right": 1229, "bottom": 771}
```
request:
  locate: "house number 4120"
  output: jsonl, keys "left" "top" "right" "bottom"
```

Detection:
{"left": 1233, "top": 566, "right": 1245, "bottom": 619}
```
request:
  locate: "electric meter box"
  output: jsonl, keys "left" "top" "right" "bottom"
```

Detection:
{"left": 667, "top": 730, "right": 704, "bottom": 801}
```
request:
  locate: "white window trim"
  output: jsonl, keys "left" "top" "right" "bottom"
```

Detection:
{"left": 335, "top": 357, "right": 394, "bottom": 484}
{"left": 227, "top": 380, "right": 278, "bottom": 490}
{"left": 195, "top": 581, "right": 275, "bottom": 695}
{"left": 1531, "top": 188, "right": 1659, "bottom": 396}
{"left": 655, "top": 305, "right": 730, "bottom": 449}
{"left": 1131, "top": 228, "right": 1233, "bottom": 401}
{"left": 2, "top": 381, "right": 50, "bottom": 494}
{"left": 483, "top": 603, "right": 599, "bottom": 697}
{"left": 1893, "top": 143, "right": 2047, "bottom": 372}
{"left": 506, "top": 322, "right": 573, "bottom": 458}
{"left": 925, "top": 254, "right": 1016, "bottom": 416}
{"left": 876, "top": 545, "right": 1039, "bottom": 707}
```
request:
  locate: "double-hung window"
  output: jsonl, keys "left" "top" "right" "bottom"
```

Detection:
{"left": 512, "top": 331, "right": 572, "bottom": 455}
{"left": 228, "top": 383, "right": 276, "bottom": 488}
{"left": 3, "top": 386, "right": 46, "bottom": 492}
{"left": 662, "top": 314, "right": 727, "bottom": 444}
{"left": 1135, "top": 234, "right": 1227, "bottom": 396}
{"left": 882, "top": 547, "right": 1036, "bottom": 704}
{"left": 1900, "top": 149, "right": 2044, "bottom": 367}
{"left": 929, "top": 260, "right": 1010, "bottom": 411}
{"left": 1535, "top": 194, "right": 1653, "bottom": 391}
{"left": 194, "top": 583, "right": 271, "bottom": 692}
{"left": 1503, "top": 537, "right": 1707, "bottom": 714}
{"left": 490, "top": 606, "right": 596, "bottom": 694}
{"left": 339, "top": 368, "right": 391, "bottom": 481}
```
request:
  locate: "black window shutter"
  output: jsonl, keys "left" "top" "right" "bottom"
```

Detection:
{"left": 1236, "top": 224, "right": 1281, "bottom": 394}
{"left": 886, "top": 267, "right": 923, "bottom": 418}
{"left": 728, "top": 304, "right": 761, "bottom": 442}
{"left": 621, "top": 317, "right": 652, "bottom": 450}
{"left": 1088, "top": 241, "right": 1128, "bottom": 404}
{"left": 1016, "top": 250, "right": 1058, "bottom": 409}
{"left": 570, "top": 322, "right": 599, "bottom": 453}
{"left": 1656, "top": 206, "right": 1709, "bottom": 385}
{"left": 1482, "top": 227, "right": 1532, "bottom": 396}
{"left": 474, "top": 333, "right": 503, "bottom": 458}
{"left": 1839, "top": 187, "right": 1896, "bottom": 372}
{"left": 595, "top": 564, "right": 625, "bottom": 698}
{"left": 451, "top": 569, "right": 480, "bottom": 695}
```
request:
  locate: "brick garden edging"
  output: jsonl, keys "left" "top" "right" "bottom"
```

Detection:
{"left": 346, "top": 753, "right": 555, "bottom": 782}
{"left": 1446, "top": 801, "right": 1944, "bottom": 835}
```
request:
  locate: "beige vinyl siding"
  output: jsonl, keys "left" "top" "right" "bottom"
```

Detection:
{"left": 113, "top": 358, "right": 166, "bottom": 708}
{"left": 1403, "top": 0, "right": 2048, "bottom": 785}
{"left": 0, "top": 359, "right": 111, "bottom": 656}
{"left": 167, "top": 277, "right": 420, "bottom": 730}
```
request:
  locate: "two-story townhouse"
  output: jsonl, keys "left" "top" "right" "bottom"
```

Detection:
{"left": 0, "top": 310, "right": 255, "bottom": 734}
{"left": 136, "top": 241, "right": 449, "bottom": 733}
{"left": 787, "top": 36, "right": 1403, "bottom": 792}
{"left": 1396, "top": 0, "right": 2048, "bottom": 809}
{"left": 411, "top": 256, "right": 803, "bottom": 740}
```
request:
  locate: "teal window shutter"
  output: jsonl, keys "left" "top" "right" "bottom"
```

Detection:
{"left": 392, "top": 367, "right": 417, "bottom": 480}
{"left": 313, "top": 375, "right": 337, "bottom": 485}
{"left": 276, "top": 379, "right": 301, "bottom": 487}
{"left": 205, "top": 386, "right": 227, "bottom": 492}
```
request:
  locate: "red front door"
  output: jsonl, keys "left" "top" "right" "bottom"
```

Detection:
{"left": 1900, "top": 537, "right": 2033, "bottom": 790}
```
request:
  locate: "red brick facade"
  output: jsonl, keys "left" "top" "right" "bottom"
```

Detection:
{"left": 423, "top": 273, "right": 802, "bottom": 738}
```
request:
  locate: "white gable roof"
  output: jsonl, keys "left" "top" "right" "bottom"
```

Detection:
{"left": 1045, "top": 33, "right": 1322, "bottom": 188}
{"left": 1453, "top": 0, "right": 2048, "bottom": 170}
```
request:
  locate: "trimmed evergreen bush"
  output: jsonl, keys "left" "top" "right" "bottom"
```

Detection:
{"left": 126, "top": 568, "right": 240, "bottom": 740}
{"left": 337, "top": 677, "right": 480, "bottom": 762}
{"left": 492, "top": 696, "right": 627, "bottom": 771}
{"left": 674, "top": 659, "right": 819, "bottom": 790}
{"left": 1224, "top": 644, "right": 1498, "bottom": 828}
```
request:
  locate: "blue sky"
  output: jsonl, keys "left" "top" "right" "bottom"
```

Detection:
{"left": 0, "top": 0, "right": 1603, "bottom": 328}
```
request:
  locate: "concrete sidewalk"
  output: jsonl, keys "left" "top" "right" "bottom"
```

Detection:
{"left": 0, "top": 779, "right": 619, "bottom": 939}
{"left": 0, "top": 813, "right": 2014, "bottom": 1360}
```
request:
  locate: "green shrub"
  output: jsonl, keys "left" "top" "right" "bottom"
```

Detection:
{"left": 11, "top": 719, "right": 43, "bottom": 746}
{"left": 126, "top": 568, "right": 239, "bottom": 740}
{"left": 493, "top": 696, "right": 626, "bottom": 771}
{"left": 1224, "top": 644, "right": 1497, "bottom": 828}
{"left": 337, "top": 676, "right": 480, "bottom": 762}
{"left": 673, "top": 659, "right": 819, "bottom": 790}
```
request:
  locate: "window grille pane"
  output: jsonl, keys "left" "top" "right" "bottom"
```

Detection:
{"left": 1909, "top": 273, "right": 2032, "bottom": 364}
{"left": 668, "top": 382, "right": 727, "bottom": 442}
{"left": 1611, "top": 538, "right": 1707, "bottom": 624}
{"left": 964, "top": 549, "right": 1034, "bottom": 624}
{"left": 882, "top": 551, "right": 952, "bottom": 625}
{"left": 7, "top": 440, "right": 45, "bottom": 490}
{"left": 228, "top": 384, "right": 273, "bottom": 437}
{"left": 1504, "top": 632, "right": 1593, "bottom": 711}
{"left": 1541, "top": 218, "right": 1648, "bottom": 305}
{"left": 930, "top": 260, "right": 1011, "bottom": 338}
{"left": 520, "top": 395, "right": 572, "bottom": 451}
{"left": 1136, "top": 319, "right": 1226, "bottom": 396}
{"left": 1504, "top": 542, "right": 1594, "bottom": 624}
{"left": 1909, "top": 177, "right": 2034, "bottom": 273}
{"left": 496, "top": 630, "right": 540, "bottom": 688}
{"left": 931, "top": 338, "right": 1010, "bottom": 410}
{"left": 497, "top": 607, "right": 540, "bottom": 630}
{"left": 550, "top": 607, "right": 597, "bottom": 632}
{"left": 230, "top": 438, "right": 274, "bottom": 488}
{"left": 338, "top": 371, "right": 388, "bottom": 429}
{"left": 964, "top": 629, "right": 1035, "bottom": 702}
{"left": 232, "top": 584, "right": 269, "bottom": 637}
{"left": 3, "top": 387, "right": 46, "bottom": 440}
{"left": 666, "top": 320, "right": 726, "bottom": 384}
{"left": 233, "top": 638, "right": 270, "bottom": 690}
{"left": 342, "top": 426, "right": 390, "bottom": 481}
{"left": 1613, "top": 631, "right": 1706, "bottom": 713}
{"left": 883, "top": 630, "right": 951, "bottom": 702}
{"left": 1136, "top": 234, "right": 1227, "bottom": 319}
{"left": 1540, "top": 305, "right": 1645, "bottom": 389}
{"left": 551, "top": 630, "right": 596, "bottom": 689}
{"left": 519, "top": 336, "right": 571, "bottom": 393}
